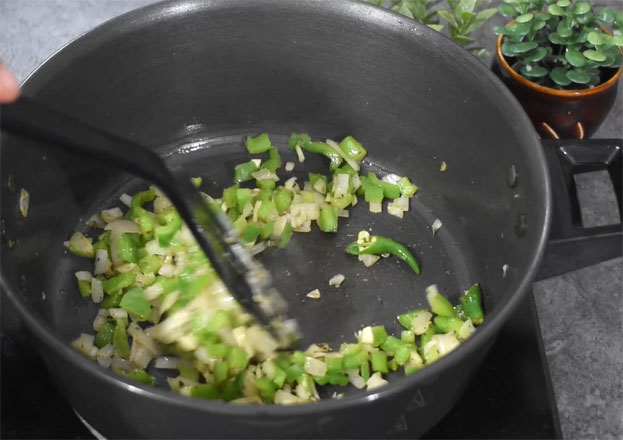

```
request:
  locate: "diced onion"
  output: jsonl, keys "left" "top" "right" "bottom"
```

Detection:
{"left": 96, "top": 344, "right": 114, "bottom": 368}
{"left": 395, "top": 196, "right": 409, "bottom": 212}
{"left": 325, "top": 139, "right": 360, "bottom": 172}
{"left": 92, "top": 309, "right": 109, "bottom": 331}
{"left": 337, "top": 209, "right": 349, "bottom": 218}
{"left": 346, "top": 369, "right": 366, "bottom": 389}
{"left": 116, "top": 263, "right": 137, "bottom": 273}
{"left": 366, "top": 372, "right": 388, "bottom": 390}
{"left": 358, "top": 254, "right": 380, "bottom": 267}
{"left": 145, "top": 240, "right": 168, "bottom": 256}
{"left": 382, "top": 173, "right": 401, "bottom": 185}
{"left": 369, "top": 202, "right": 382, "bottom": 213}
{"left": 440, "top": 161, "right": 447, "bottom": 171}
{"left": 111, "top": 356, "right": 131, "bottom": 372}
{"left": 274, "top": 390, "right": 302, "bottom": 405}
{"left": 94, "top": 249, "right": 110, "bottom": 275}
{"left": 252, "top": 201, "right": 261, "bottom": 223}
{"left": 101, "top": 207, "right": 123, "bottom": 223}
{"left": 74, "top": 271, "right": 92, "bottom": 282}
{"left": 19, "top": 188, "right": 29, "bottom": 217}
{"left": 91, "top": 278, "right": 104, "bottom": 303}
{"left": 119, "top": 193, "right": 132, "bottom": 207}
{"left": 154, "top": 356, "right": 181, "bottom": 369}
{"left": 333, "top": 174, "right": 350, "bottom": 199}
{"left": 86, "top": 213, "right": 106, "bottom": 228}
{"left": 251, "top": 159, "right": 262, "bottom": 168}
{"left": 72, "top": 333, "right": 98, "bottom": 360}
{"left": 104, "top": 219, "right": 140, "bottom": 234}
{"left": 304, "top": 356, "right": 327, "bottom": 377}
{"left": 109, "top": 308, "right": 128, "bottom": 319}
{"left": 387, "top": 202, "right": 404, "bottom": 218}
{"left": 251, "top": 169, "right": 279, "bottom": 181}
{"left": 284, "top": 177, "right": 298, "bottom": 191}
{"left": 306, "top": 289, "right": 321, "bottom": 299}
{"left": 285, "top": 162, "right": 295, "bottom": 172}
{"left": 429, "top": 333, "right": 460, "bottom": 357}
{"left": 411, "top": 310, "right": 432, "bottom": 335}
{"left": 329, "top": 274, "right": 345, "bottom": 287}
{"left": 154, "top": 196, "right": 172, "bottom": 214}
{"left": 145, "top": 282, "right": 164, "bottom": 300}
{"left": 295, "top": 145, "right": 305, "bottom": 162}
{"left": 458, "top": 319, "right": 475, "bottom": 340}
{"left": 432, "top": 219, "right": 442, "bottom": 235}
{"left": 158, "top": 263, "right": 177, "bottom": 277}
{"left": 502, "top": 264, "right": 509, "bottom": 278}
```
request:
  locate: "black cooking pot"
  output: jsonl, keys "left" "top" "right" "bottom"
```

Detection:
{"left": 1, "top": 0, "right": 621, "bottom": 438}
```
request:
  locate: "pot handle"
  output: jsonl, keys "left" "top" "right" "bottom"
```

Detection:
{"left": 537, "top": 138, "right": 622, "bottom": 280}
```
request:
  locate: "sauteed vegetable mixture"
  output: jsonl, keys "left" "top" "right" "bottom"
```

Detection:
{"left": 68, "top": 133, "right": 484, "bottom": 404}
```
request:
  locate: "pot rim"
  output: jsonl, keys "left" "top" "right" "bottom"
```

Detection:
{"left": 496, "top": 29, "right": 623, "bottom": 98}
{"left": 2, "top": 0, "right": 552, "bottom": 421}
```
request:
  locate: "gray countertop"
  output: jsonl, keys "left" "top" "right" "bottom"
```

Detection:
{"left": 1, "top": 1, "right": 621, "bottom": 438}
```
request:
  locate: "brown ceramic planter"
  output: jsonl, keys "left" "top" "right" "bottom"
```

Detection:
{"left": 493, "top": 33, "right": 622, "bottom": 139}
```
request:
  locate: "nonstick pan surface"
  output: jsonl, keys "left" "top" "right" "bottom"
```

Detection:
{"left": 0, "top": 0, "right": 550, "bottom": 436}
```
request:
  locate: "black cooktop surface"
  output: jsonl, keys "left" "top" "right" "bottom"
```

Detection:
{"left": 1, "top": 290, "right": 561, "bottom": 439}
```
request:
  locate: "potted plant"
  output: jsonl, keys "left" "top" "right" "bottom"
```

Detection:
{"left": 492, "top": 0, "right": 623, "bottom": 138}
{"left": 365, "top": 0, "right": 498, "bottom": 58}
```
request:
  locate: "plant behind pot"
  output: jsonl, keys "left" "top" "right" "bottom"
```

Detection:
{"left": 492, "top": 0, "right": 623, "bottom": 138}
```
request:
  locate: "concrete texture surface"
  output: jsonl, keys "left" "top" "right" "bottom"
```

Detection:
{"left": 1, "top": 1, "right": 621, "bottom": 438}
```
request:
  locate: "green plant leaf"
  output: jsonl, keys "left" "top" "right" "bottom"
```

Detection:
{"left": 596, "top": 8, "right": 615, "bottom": 24}
{"left": 565, "top": 49, "right": 587, "bottom": 67}
{"left": 456, "top": 0, "right": 477, "bottom": 16}
{"left": 535, "top": 12, "right": 550, "bottom": 21}
{"left": 610, "top": 35, "right": 623, "bottom": 46}
{"left": 494, "top": 25, "right": 512, "bottom": 36}
{"left": 556, "top": 20, "right": 573, "bottom": 38}
{"left": 555, "top": 0, "right": 570, "bottom": 7}
{"left": 452, "top": 34, "right": 475, "bottom": 46}
{"left": 550, "top": 67, "right": 572, "bottom": 86}
{"left": 549, "top": 32, "right": 568, "bottom": 44}
{"left": 597, "top": 53, "right": 616, "bottom": 67}
{"left": 437, "top": 9, "right": 459, "bottom": 27}
{"left": 532, "top": 19, "right": 547, "bottom": 31}
{"left": 587, "top": 31, "right": 607, "bottom": 45}
{"left": 501, "top": 41, "right": 518, "bottom": 57}
{"left": 583, "top": 49, "right": 607, "bottom": 62}
{"left": 567, "top": 69, "right": 591, "bottom": 84}
{"left": 427, "top": 23, "right": 444, "bottom": 31}
{"left": 512, "top": 41, "right": 540, "bottom": 53}
{"left": 575, "top": 12, "right": 593, "bottom": 24}
{"left": 516, "top": 12, "right": 534, "bottom": 23}
{"left": 465, "top": 8, "right": 497, "bottom": 33}
{"left": 572, "top": 2, "right": 591, "bottom": 15}
{"left": 460, "top": 10, "right": 477, "bottom": 26}
{"left": 524, "top": 46, "right": 549, "bottom": 62}
{"left": 511, "top": 21, "right": 533, "bottom": 37}
{"left": 499, "top": 3, "right": 516, "bottom": 17}
{"left": 548, "top": 4, "right": 565, "bottom": 15}
{"left": 521, "top": 64, "right": 548, "bottom": 77}
{"left": 470, "top": 47, "right": 490, "bottom": 59}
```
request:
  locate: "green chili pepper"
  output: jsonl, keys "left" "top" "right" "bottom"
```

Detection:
{"left": 338, "top": 136, "right": 367, "bottom": 162}
{"left": 192, "top": 383, "right": 220, "bottom": 400}
{"left": 260, "top": 222, "right": 274, "bottom": 240}
{"left": 371, "top": 351, "right": 388, "bottom": 374}
{"left": 317, "top": 206, "right": 338, "bottom": 233}
{"left": 154, "top": 208, "right": 182, "bottom": 247}
{"left": 360, "top": 360, "right": 370, "bottom": 381}
{"left": 326, "top": 356, "right": 343, "bottom": 374}
{"left": 261, "top": 147, "right": 282, "bottom": 172}
{"left": 367, "top": 172, "right": 401, "bottom": 200}
{"left": 461, "top": 283, "right": 484, "bottom": 325}
{"left": 113, "top": 318, "right": 130, "bottom": 359}
{"left": 222, "top": 185, "right": 238, "bottom": 209}
{"left": 334, "top": 163, "right": 358, "bottom": 176}
{"left": 242, "top": 223, "right": 261, "bottom": 243}
{"left": 246, "top": 133, "right": 272, "bottom": 154}
{"left": 127, "top": 369, "right": 156, "bottom": 386}
{"left": 102, "top": 272, "right": 136, "bottom": 295}
{"left": 433, "top": 316, "right": 464, "bottom": 334}
{"left": 276, "top": 222, "right": 293, "bottom": 248}
{"left": 288, "top": 134, "right": 343, "bottom": 171}
{"left": 235, "top": 188, "right": 252, "bottom": 213}
{"left": 397, "top": 177, "right": 419, "bottom": 197}
{"left": 77, "top": 279, "right": 91, "bottom": 297}
{"left": 234, "top": 161, "right": 258, "bottom": 184}
{"left": 119, "top": 287, "right": 151, "bottom": 320}
{"left": 346, "top": 235, "right": 420, "bottom": 274}
{"left": 129, "top": 189, "right": 156, "bottom": 219}
{"left": 94, "top": 321, "right": 115, "bottom": 348}
{"left": 116, "top": 233, "right": 139, "bottom": 263}
{"left": 274, "top": 190, "right": 292, "bottom": 213}
{"left": 190, "top": 177, "right": 202, "bottom": 188}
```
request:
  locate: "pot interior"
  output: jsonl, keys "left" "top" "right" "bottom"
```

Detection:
{"left": 0, "top": 0, "right": 548, "bottom": 398}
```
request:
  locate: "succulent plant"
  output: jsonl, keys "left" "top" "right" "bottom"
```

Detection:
{"left": 364, "top": 0, "right": 497, "bottom": 59}
{"left": 495, "top": 0, "right": 623, "bottom": 89}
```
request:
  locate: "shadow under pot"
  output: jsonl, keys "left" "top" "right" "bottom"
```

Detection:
{"left": 492, "top": 33, "right": 622, "bottom": 140}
